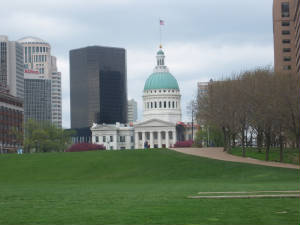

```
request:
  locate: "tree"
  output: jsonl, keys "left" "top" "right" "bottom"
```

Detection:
{"left": 24, "top": 119, "right": 75, "bottom": 153}
{"left": 195, "top": 67, "right": 299, "bottom": 161}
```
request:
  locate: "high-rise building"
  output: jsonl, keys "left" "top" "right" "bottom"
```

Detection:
{"left": 128, "top": 99, "right": 138, "bottom": 122}
{"left": 70, "top": 46, "right": 127, "bottom": 129}
{"left": 197, "top": 82, "right": 209, "bottom": 96}
{"left": 18, "top": 37, "right": 62, "bottom": 127}
{"left": 0, "top": 35, "right": 24, "bottom": 98}
{"left": 273, "top": 0, "right": 300, "bottom": 74}
{"left": 24, "top": 71, "right": 51, "bottom": 123}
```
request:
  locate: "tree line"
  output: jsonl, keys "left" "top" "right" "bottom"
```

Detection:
{"left": 196, "top": 68, "right": 299, "bottom": 161}
{"left": 12, "top": 119, "right": 75, "bottom": 153}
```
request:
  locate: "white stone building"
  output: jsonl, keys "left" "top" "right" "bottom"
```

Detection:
{"left": 91, "top": 123, "right": 135, "bottom": 150}
{"left": 91, "top": 46, "right": 182, "bottom": 150}
{"left": 134, "top": 47, "right": 181, "bottom": 148}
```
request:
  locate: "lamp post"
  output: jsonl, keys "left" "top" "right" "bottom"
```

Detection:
{"left": 191, "top": 108, "right": 194, "bottom": 141}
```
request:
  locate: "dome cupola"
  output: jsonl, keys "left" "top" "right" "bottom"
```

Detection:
{"left": 142, "top": 47, "right": 182, "bottom": 123}
{"left": 143, "top": 47, "right": 180, "bottom": 91}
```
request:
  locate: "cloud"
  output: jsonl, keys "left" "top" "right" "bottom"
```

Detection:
{"left": 0, "top": 0, "right": 275, "bottom": 127}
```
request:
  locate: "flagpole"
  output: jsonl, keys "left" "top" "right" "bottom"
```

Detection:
{"left": 159, "top": 18, "right": 162, "bottom": 48}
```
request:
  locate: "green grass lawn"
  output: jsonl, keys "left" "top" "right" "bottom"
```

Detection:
{"left": 229, "top": 147, "right": 300, "bottom": 165}
{"left": 0, "top": 149, "right": 299, "bottom": 225}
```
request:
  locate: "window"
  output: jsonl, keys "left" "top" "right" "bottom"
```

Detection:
{"left": 283, "top": 48, "right": 291, "bottom": 52}
{"left": 95, "top": 136, "right": 99, "bottom": 142}
{"left": 172, "top": 101, "right": 175, "bottom": 108}
{"left": 153, "top": 132, "right": 158, "bottom": 140}
{"left": 284, "top": 56, "right": 291, "bottom": 61}
{"left": 139, "top": 132, "right": 142, "bottom": 140}
{"left": 169, "top": 132, "right": 173, "bottom": 140}
{"left": 110, "top": 136, "right": 113, "bottom": 142}
{"left": 164, "top": 101, "right": 166, "bottom": 108}
{"left": 155, "top": 102, "right": 157, "bottom": 108}
{"left": 281, "top": 2, "right": 290, "bottom": 17}
{"left": 282, "top": 30, "right": 290, "bottom": 35}
{"left": 161, "top": 132, "right": 165, "bottom": 140}
{"left": 25, "top": 47, "right": 27, "bottom": 63}
{"left": 151, "top": 102, "right": 153, "bottom": 108}
{"left": 282, "top": 39, "right": 291, "bottom": 44}
{"left": 159, "top": 102, "right": 162, "bottom": 108}
{"left": 103, "top": 136, "right": 106, "bottom": 142}
{"left": 120, "top": 136, "right": 126, "bottom": 142}
{"left": 282, "top": 21, "right": 290, "bottom": 26}
{"left": 168, "top": 101, "right": 171, "bottom": 108}
{"left": 283, "top": 65, "right": 291, "bottom": 70}
{"left": 131, "top": 136, "right": 134, "bottom": 143}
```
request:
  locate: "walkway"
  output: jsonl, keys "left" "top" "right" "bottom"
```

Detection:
{"left": 170, "top": 147, "right": 300, "bottom": 170}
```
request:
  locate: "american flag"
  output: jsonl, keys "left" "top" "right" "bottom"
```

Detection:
{"left": 160, "top": 20, "right": 164, "bottom": 25}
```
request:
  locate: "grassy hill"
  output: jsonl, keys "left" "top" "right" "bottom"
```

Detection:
{"left": 0, "top": 149, "right": 299, "bottom": 225}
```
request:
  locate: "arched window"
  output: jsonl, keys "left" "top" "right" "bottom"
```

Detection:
{"left": 164, "top": 101, "right": 166, "bottom": 108}
{"left": 168, "top": 101, "right": 171, "bottom": 108}
{"left": 147, "top": 102, "right": 149, "bottom": 109}
{"left": 155, "top": 102, "right": 157, "bottom": 108}
{"left": 151, "top": 102, "right": 153, "bottom": 108}
{"left": 159, "top": 101, "right": 162, "bottom": 108}
{"left": 172, "top": 101, "right": 175, "bottom": 108}
{"left": 176, "top": 101, "right": 178, "bottom": 108}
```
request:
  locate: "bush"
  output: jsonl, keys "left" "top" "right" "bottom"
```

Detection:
{"left": 65, "top": 143, "right": 106, "bottom": 152}
{"left": 174, "top": 140, "right": 194, "bottom": 148}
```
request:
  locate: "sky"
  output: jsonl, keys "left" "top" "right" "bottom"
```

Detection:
{"left": 1, "top": 0, "right": 275, "bottom": 128}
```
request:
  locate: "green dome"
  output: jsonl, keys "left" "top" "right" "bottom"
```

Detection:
{"left": 157, "top": 49, "right": 164, "bottom": 55}
{"left": 144, "top": 72, "right": 179, "bottom": 91}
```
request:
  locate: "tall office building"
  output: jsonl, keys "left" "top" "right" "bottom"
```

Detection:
{"left": 18, "top": 37, "right": 62, "bottom": 127}
{"left": 70, "top": 46, "right": 127, "bottom": 129}
{"left": 0, "top": 35, "right": 24, "bottom": 98}
{"left": 273, "top": 0, "right": 300, "bottom": 74}
{"left": 24, "top": 71, "right": 51, "bottom": 123}
{"left": 128, "top": 99, "right": 138, "bottom": 123}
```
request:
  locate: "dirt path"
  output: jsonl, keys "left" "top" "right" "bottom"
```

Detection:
{"left": 170, "top": 147, "right": 300, "bottom": 170}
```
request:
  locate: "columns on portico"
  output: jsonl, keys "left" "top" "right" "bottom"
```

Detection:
{"left": 142, "top": 131, "right": 146, "bottom": 148}
{"left": 150, "top": 131, "right": 154, "bottom": 148}
{"left": 166, "top": 130, "right": 170, "bottom": 148}
{"left": 135, "top": 132, "right": 139, "bottom": 149}
{"left": 158, "top": 131, "right": 162, "bottom": 148}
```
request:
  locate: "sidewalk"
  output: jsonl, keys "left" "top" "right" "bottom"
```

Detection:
{"left": 170, "top": 147, "right": 300, "bottom": 170}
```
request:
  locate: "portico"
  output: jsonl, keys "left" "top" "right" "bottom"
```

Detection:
{"left": 134, "top": 118, "right": 176, "bottom": 149}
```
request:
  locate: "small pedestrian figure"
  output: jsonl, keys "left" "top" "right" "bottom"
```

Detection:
{"left": 17, "top": 148, "right": 23, "bottom": 154}
{"left": 144, "top": 141, "right": 148, "bottom": 149}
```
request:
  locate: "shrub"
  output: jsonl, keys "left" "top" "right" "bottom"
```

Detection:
{"left": 174, "top": 140, "right": 194, "bottom": 148}
{"left": 65, "top": 143, "right": 105, "bottom": 152}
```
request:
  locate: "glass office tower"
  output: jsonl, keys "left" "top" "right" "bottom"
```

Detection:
{"left": 70, "top": 46, "right": 127, "bottom": 129}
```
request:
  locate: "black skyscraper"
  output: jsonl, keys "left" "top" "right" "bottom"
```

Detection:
{"left": 70, "top": 46, "right": 127, "bottom": 129}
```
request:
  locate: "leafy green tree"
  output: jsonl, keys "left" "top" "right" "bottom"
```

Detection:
{"left": 24, "top": 119, "right": 75, "bottom": 153}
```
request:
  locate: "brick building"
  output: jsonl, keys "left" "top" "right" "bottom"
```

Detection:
{"left": 0, "top": 91, "right": 23, "bottom": 153}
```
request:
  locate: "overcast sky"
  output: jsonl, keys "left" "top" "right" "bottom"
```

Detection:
{"left": 1, "top": 0, "right": 274, "bottom": 128}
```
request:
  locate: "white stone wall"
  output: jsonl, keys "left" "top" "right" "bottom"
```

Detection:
{"left": 143, "top": 88, "right": 181, "bottom": 123}
{"left": 91, "top": 124, "right": 135, "bottom": 150}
